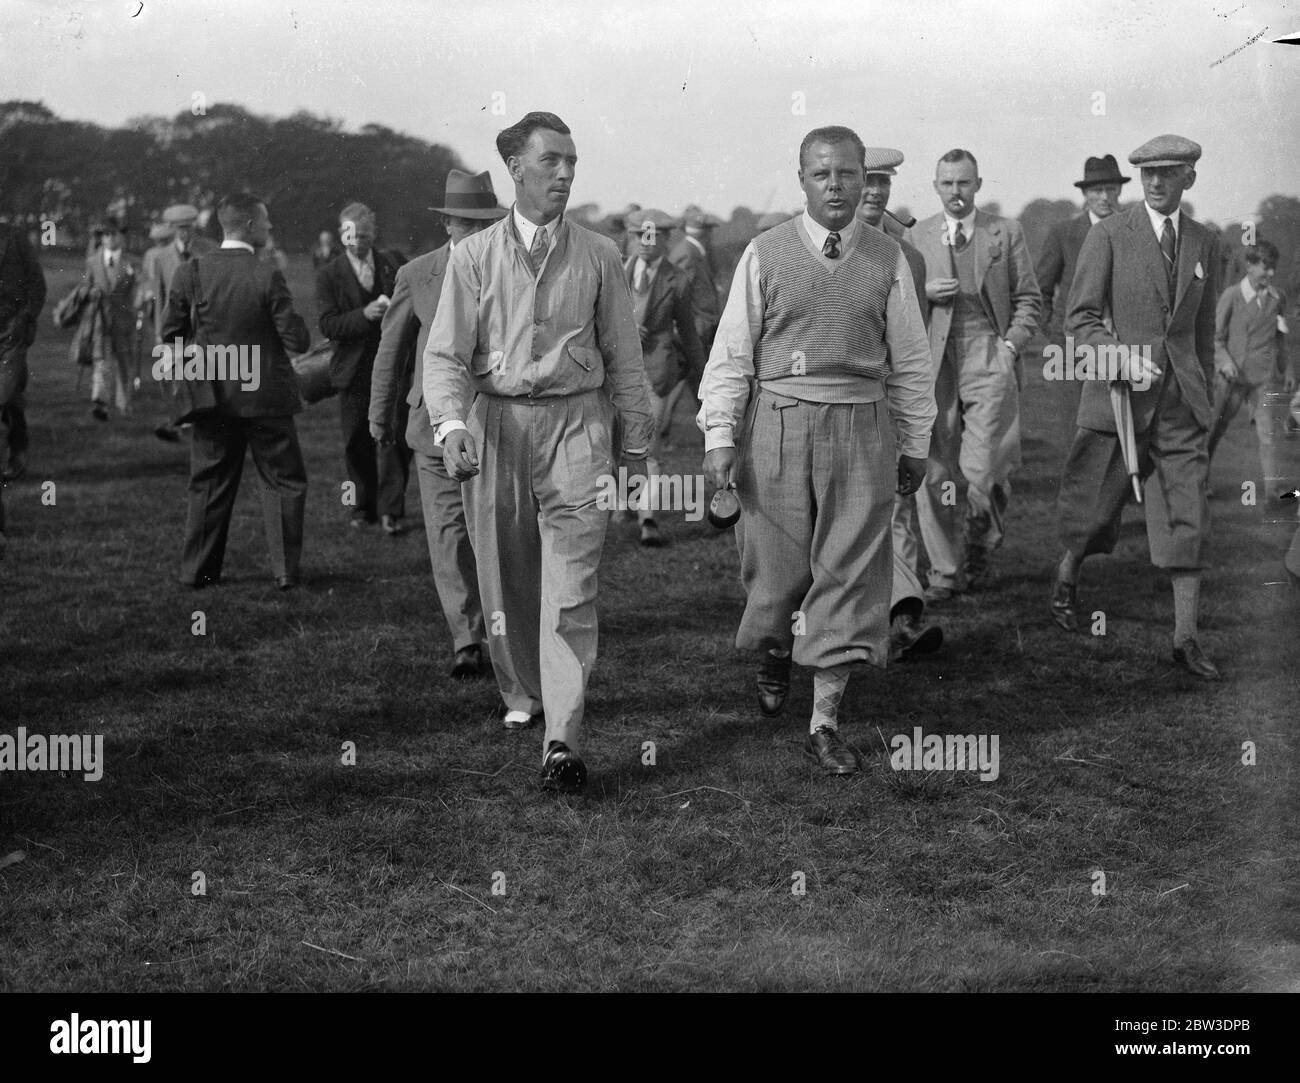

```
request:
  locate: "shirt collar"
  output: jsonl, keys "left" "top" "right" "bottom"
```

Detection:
{"left": 1240, "top": 277, "right": 1276, "bottom": 304}
{"left": 346, "top": 248, "right": 374, "bottom": 273}
{"left": 102, "top": 247, "right": 120, "bottom": 264}
{"left": 1144, "top": 202, "right": 1181, "bottom": 239}
{"left": 1087, "top": 210, "right": 1103, "bottom": 226}
{"left": 684, "top": 234, "right": 707, "bottom": 256}
{"left": 943, "top": 208, "right": 977, "bottom": 242}
{"left": 801, "top": 211, "right": 858, "bottom": 252}
{"left": 220, "top": 239, "right": 255, "bottom": 254}
{"left": 512, "top": 204, "right": 561, "bottom": 253}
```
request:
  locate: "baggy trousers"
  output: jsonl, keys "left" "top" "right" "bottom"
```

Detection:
{"left": 464, "top": 388, "right": 615, "bottom": 760}
{"left": 733, "top": 386, "right": 894, "bottom": 670}
{"left": 414, "top": 449, "right": 485, "bottom": 652}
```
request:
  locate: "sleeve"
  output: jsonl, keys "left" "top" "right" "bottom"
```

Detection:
{"left": 1005, "top": 220, "right": 1041, "bottom": 349}
{"left": 19, "top": 232, "right": 47, "bottom": 318}
{"left": 1033, "top": 225, "right": 1064, "bottom": 322}
{"left": 884, "top": 251, "right": 937, "bottom": 460}
{"left": 672, "top": 272, "right": 707, "bottom": 393}
{"left": 593, "top": 240, "right": 655, "bottom": 454}
{"left": 422, "top": 245, "right": 479, "bottom": 430}
{"left": 158, "top": 260, "right": 195, "bottom": 345}
{"left": 1065, "top": 225, "right": 1118, "bottom": 351}
{"left": 1213, "top": 286, "right": 1236, "bottom": 371}
{"left": 695, "top": 242, "right": 761, "bottom": 451}
{"left": 316, "top": 263, "right": 371, "bottom": 341}
{"left": 268, "top": 267, "right": 310, "bottom": 355}
{"left": 370, "top": 266, "right": 417, "bottom": 427}
{"left": 1193, "top": 234, "right": 1221, "bottom": 383}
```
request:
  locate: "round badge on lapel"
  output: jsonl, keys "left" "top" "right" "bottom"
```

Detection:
{"left": 708, "top": 487, "right": 741, "bottom": 529}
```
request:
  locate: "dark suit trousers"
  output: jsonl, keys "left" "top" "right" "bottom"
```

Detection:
{"left": 414, "top": 449, "right": 484, "bottom": 651}
{"left": 1057, "top": 373, "right": 1209, "bottom": 571}
{"left": 339, "top": 384, "right": 410, "bottom": 519}
{"left": 181, "top": 415, "right": 307, "bottom": 584}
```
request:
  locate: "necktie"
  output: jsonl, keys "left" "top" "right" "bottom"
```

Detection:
{"left": 530, "top": 226, "right": 548, "bottom": 273}
{"left": 179, "top": 246, "right": 191, "bottom": 262}
{"left": 822, "top": 231, "right": 841, "bottom": 259}
{"left": 634, "top": 259, "right": 648, "bottom": 293}
{"left": 953, "top": 223, "right": 967, "bottom": 252}
{"left": 1159, "top": 219, "right": 1176, "bottom": 298}
{"left": 357, "top": 258, "right": 374, "bottom": 292}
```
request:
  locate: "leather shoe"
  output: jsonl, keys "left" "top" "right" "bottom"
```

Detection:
{"left": 276, "top": 575, "right": 298, "bottom": 591}
{"left": 639, "top": 519, "right": 664, "bottom": 547}
{"left": 540, "top": 741, "right": 586, "bottom": 794}
{"left": 890, "top": 612, "right": 942, "bottom": 662}
{"left": 450, "top": 645, "right": 484, "bottom": 679}
{"left": 381, "top": 515, "right": 405, "bottom": 536}
{"left": 91, "top": 403, "right": 108, "bottom": 421}
{"left": 154, "top": 424, "right": 181, "bottom": 444}
{"left": 1172, "top": 639, "right": 1221, "bottom": 681}
{"left": 500, "top": 704, "right": 542, "bottom": 731}
{"left": 924, "top": 583, "right": 956, "bottom": 604}
{"left": 757, "top": 651, "right": 792, "bottom": 716}
{"left": 1050, "top": 575, "right": 1079, "bottom": 632}
{"left": 804, "top": 727, "right": 860, "bottom": 775}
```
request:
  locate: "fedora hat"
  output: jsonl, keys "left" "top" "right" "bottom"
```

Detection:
{"left": 1074, "top": 154, "right": 1130, "bottom": 189}
{"left": 429, "top": 169, "right": 508, "bottom": 219}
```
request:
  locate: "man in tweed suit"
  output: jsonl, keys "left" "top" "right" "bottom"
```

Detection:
{"left": 370, "top": 170, "right": 508, "bottom": 680}
{"left": 1051, "top": 135, "right": 1223, "bottom": 680}
{"left": 699, "top": 126, "right": 935, "bottom": 776}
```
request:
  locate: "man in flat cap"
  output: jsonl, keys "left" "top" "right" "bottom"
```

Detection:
{"left": 0, "top": 218, "right": 46, "bottom": 554}
{"left": 699, "top": 125, "right": 934, "bottom": 776}
{"left": 143, "top": 204, "right": 217, "bottom": 440}
{"left": 424, "top": 111, "right": 655, "bottom": 794}
{"left": 1035, "top": 156, "right": 1129, "bottom": 456}
{"left": 82, "top": 217, "right": 142, "bottom": 422}
{"left": 370, "top": 169, "right": 508, "bottom": 681}
{"left": 317, "top": 202, "right": 408, "bottom": 533}
{"left": 1052, "top": 134, "right": 1223, "bottom": 679}
{"left": 911, "top": 149, "right": 1041, "bottom": 601}
{"left": 858, "top": 147, "right": 943, "bottom": 662}
{"left": 623, "top": 208, "right": 706, "bottom": 546}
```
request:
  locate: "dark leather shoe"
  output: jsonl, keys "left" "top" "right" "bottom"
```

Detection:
{"left": 276, "top": 575, "right": 298, "bottom": 591}
{"left": 540, "top": 741, "right": 586, "bottom": 794}
{"left": 91, "top": 403, "right": 108, "bottom": 421}
{"left": 963, "top": 545, "right": 990, "bottom": 590}
{"left": 890, "top": 612, "right": 943, "bottom": 662}
{"left": 639, "top": 519, "right": 664, "bottom": 547}
{"left": 1172, "top": 639, "right": 1222, "bottom": 681}
{"left": 757, "top": 651, "right": 793, "bottom": 716}
{"left": 450, "top": 645, "right": 484, "bottom": 679}
{"left": 804, "top": 727, "right": 860, "bottom": 775}
{"left": 499, "top": 702, "right": 542, "bottom": 730}
{"left": 154, "top": 424, "right": 181, "bottom": 443}
{"left": 1050, "top": 575, "right": 1079, "bottom": 632}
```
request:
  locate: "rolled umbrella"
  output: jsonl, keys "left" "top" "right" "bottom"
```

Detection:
{"left": 1109, "top": 381, "right": 1142, "bottom": 504}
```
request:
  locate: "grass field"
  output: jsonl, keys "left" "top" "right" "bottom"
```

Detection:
{"left": 1, "top": 251, "right": 1296, "bottom": 992}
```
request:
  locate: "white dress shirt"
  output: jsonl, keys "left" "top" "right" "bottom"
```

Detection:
{"left": 1144, "top": 203, "right": 1181, "bottom": 244}
{"left": 220, "top": 239, "right": 255, "bottom": 254}
{"left": 346, "top": 248, "right": 376, "bottom": 290}
{"left": 943, "top": 208, "right": 978, "bottom": 246}
{"left": 513, "top": 204, "right": 557, "bottom": 258}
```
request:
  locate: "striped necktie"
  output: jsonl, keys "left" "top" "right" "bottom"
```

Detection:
{"left": 1159, "top": 218, "right": 1176, "bottom": 299}
{"left": 822, "top": 231, "right": 841, "bottom": 259}
{"left": 530, "top": 225, "right": 548, "bottom": 273}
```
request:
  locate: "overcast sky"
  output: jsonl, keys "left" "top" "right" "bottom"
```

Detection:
{"left": 2, "top": 0, "right": 1297, "bottom": 224}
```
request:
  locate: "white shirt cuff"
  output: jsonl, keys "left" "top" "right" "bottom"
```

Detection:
{"left": 703, "top": 427, "right": 735, "bottom": 452}
{"left": 433, "top": 419, "right": 467, "bottom": 446}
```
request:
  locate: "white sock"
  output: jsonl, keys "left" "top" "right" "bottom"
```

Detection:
{"left": 810, "top": 664, "right": 851, "bottom": 733}
{"left": 504, "top": 709, "right": 532, "bottom": 726}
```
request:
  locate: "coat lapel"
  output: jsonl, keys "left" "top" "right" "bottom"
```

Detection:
{"left": 1172, "top": 220, "right": 1199, "bottom": 313}
{"left": 1128, "top": 206, "right": 1169, "bottom": 307}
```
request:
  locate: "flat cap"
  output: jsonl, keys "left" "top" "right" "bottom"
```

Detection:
{"left": 625, "top": 208, "right": 680, "bottom": 233}
{"left": 682, "top": 206, "right": 722, "bottom": 230}
{"left": 862, "top": 147, "right": 904, "bottom": 175}
{"left": 162, "top": 203, "right": 200, "bottom": 225}
{"left": 1128, "top": 135, "right": 1201, "bottom": 169}
{"left": 148, "top": 221, "right": 174, "bottom": 242}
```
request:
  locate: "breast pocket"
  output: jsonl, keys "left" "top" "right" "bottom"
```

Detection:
{"left": 567, "top": 343, "right": 602, "bottom": 374}
{"left": 470, "top": 349, "right": 505, "bottom": 377}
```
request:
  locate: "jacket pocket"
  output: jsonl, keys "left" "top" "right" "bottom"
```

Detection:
{"left": 470, "top": 349, "right": 504, "bottom": 377}
{"left": 567, "top": 343, "right": 602, "bottom": 373}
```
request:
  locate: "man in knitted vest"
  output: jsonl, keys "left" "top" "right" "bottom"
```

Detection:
{"left": 698, "top": 126, "right": 936, "bottom": 775}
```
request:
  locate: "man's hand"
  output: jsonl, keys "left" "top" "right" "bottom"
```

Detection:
{"left": 897, "top": 454, "right": 927, "bottom": 496}
{"left": 1126, "top": 347, "right": 1162, "bottom": 388}
{"left": 1215, "top": 357, "right": 1240, "bottom": 383}
{"left": 369, "top": 420, "right": 392, "bottom": 445}
{"left": 703, "top": 447, "right": 736, "bottom": 493}
{"left": 363, "top": 298, "right": 389, "bottom": 321}
{"left": 926, "top": 277, "right": 958, "bottom": 304}
{"left": 443, "top": 429, "right": 479, "bottom": 481}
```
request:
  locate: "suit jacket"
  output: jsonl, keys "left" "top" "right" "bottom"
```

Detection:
{"left": 911, "top": 210, "right": 1040, "bottom": 364}
{"left": 622, "top": 256, "right": 705, "bottom": 396}
{"left": 160, "top": 248, "right": 310, "bottom": 418}
{"left": 316, "top": 249, "right": 404, "bottom": 390}
{"left": 1035, "top": 213, "right": 1093, "bottom": 335}
{"left": 1066, "top": 203, "right": 1220, "bottom": 434}
{"left": 0, "top": 225, "right": 46, "bottom": 356}
{"left": 83, "top": 249, "right": 141, "bottom": 361}
{"left": 880, "top": 214, "right": 930, "bottom": 327}
{"left": 144, "top": 237, "right": 218, "bottom": 342}
{"left": 668, "top": 237, "right": 721, "bottom": 339}
{"left": 1215, "top": 280, "right": 1289, "bottom": 387}
{"left": 370, "top": 243, "right": 450, "bottom": 455}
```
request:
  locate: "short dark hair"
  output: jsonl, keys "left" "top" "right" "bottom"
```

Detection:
{"left": 1243, "top": 241, "right": 1279, "bottom": 265}
{"left": 938, "top": 148, "right": 979, "bottom": 174}
{"left": 496, "top": 112, "right": 571, "bottom": 163}
{"left": 798, "top": 126, "right": 865, "bottom": 170}
{"left": 217, "top": 192, "right": 265, "bottom": 231}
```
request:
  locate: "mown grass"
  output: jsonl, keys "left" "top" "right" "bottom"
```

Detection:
{"left": 0, "top": 252, "right": 1296, "bottom": 991}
